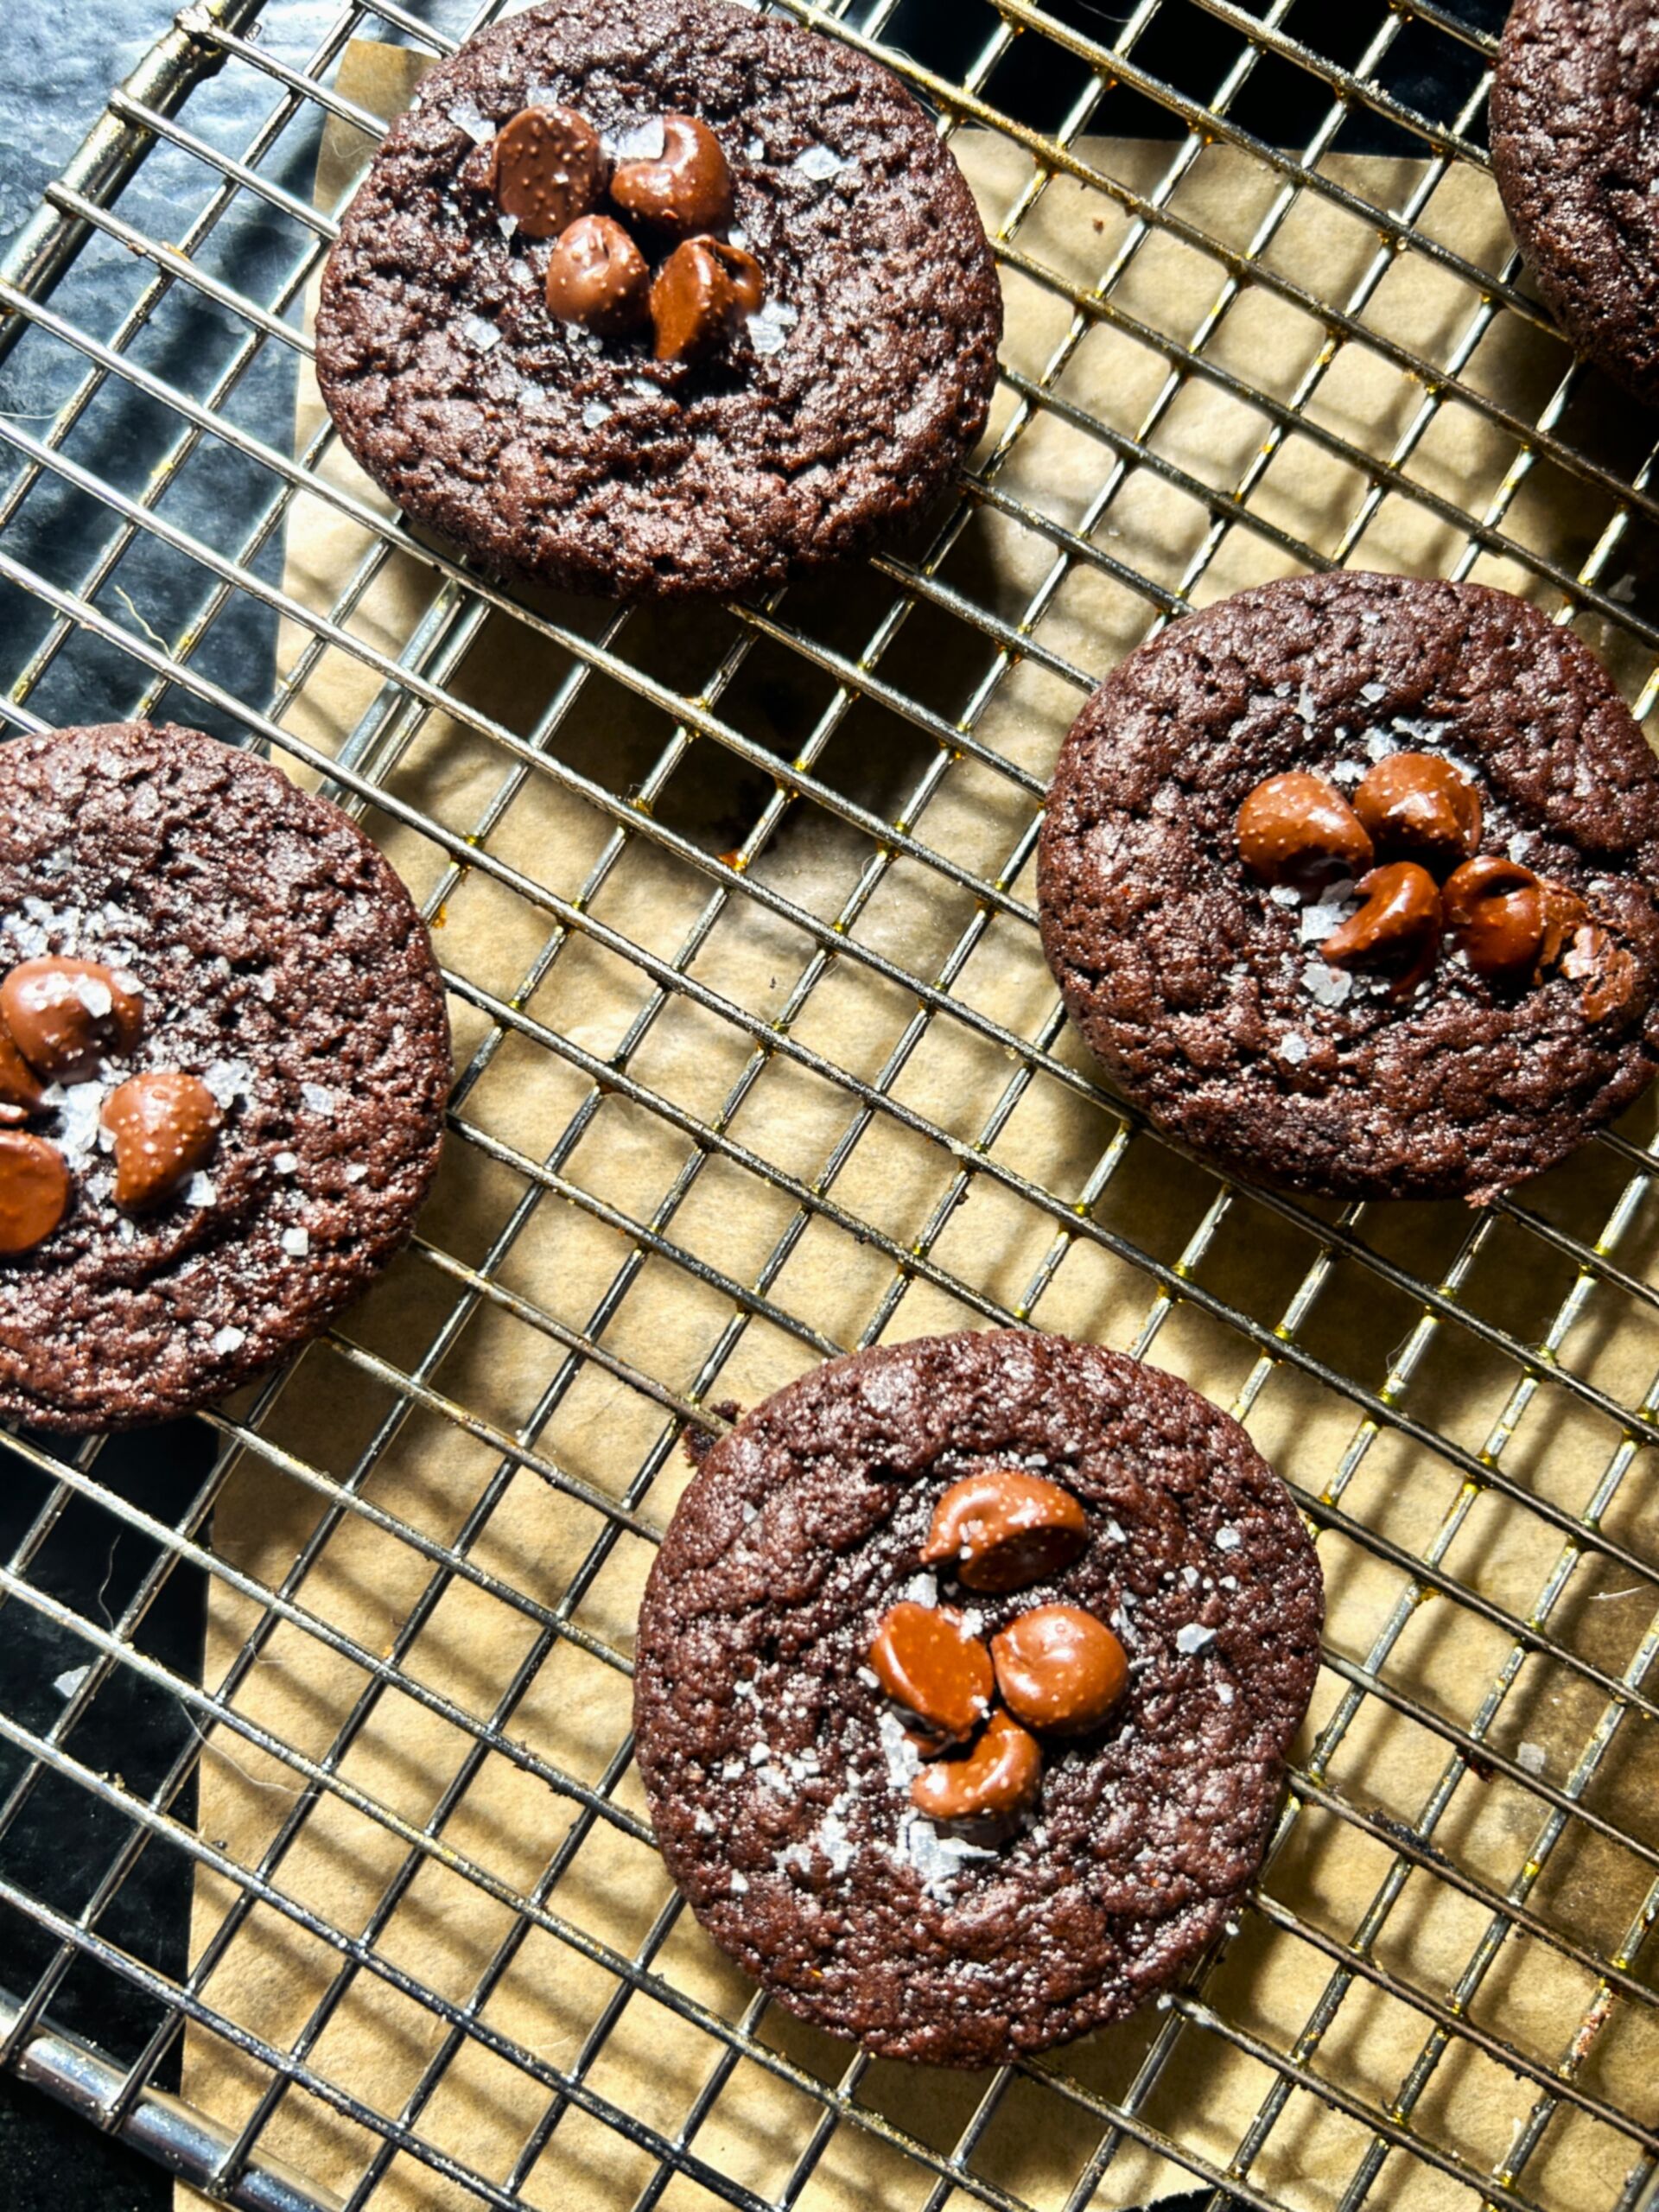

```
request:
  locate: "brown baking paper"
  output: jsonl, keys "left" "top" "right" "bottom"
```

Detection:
{"left": 176, "top": 35, "right": 1659, "bottom": 2212}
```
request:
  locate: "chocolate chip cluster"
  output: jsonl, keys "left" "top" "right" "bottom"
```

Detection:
{"left": 1239, "top": 752, "right": 1636, "bottom": 1017}
{"left": 868, "top": 1470, "right": 1128, "bottom": 1825}
{"left": 483, "top": 104, "right": 765, "bottom": 364}
{"left": 0, "top": 958, "right": 221, "bottom": 1257}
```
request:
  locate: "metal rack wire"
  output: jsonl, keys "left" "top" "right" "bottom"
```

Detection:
{"left": 0, "top": 0, "right": 1654, "bottom": 2206}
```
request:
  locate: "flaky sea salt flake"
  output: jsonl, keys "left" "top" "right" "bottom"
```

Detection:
{"left": 1300, "top": 888, "right": 1357, "bottom": 942}
{"left": 794, "top": 144, "right": 844, "bottom": 182}
{"left": 448, "top": 102, "right": 495, "bottom": 145}
{"left": 202, "top": 1058, "right": 252, "bottom": 1108}
{"left": 611, "top": 116, "right": 666, "bottom": 162}
{"left": 1176, "top": 1624, "right": 1217, "bottom": 1656}
{"left": 747, "top": 302, "right": 799, "bottom": 358}
{"left": 1302, "top": 960, "right": 1355, "bottom": 1009}
{"left": 899, "top": 1810, "right": 996, "bottom": 1895}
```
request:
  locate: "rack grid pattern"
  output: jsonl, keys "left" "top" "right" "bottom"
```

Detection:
{"left": 0, "top": 0, "right": 1656, "bottom": 2208}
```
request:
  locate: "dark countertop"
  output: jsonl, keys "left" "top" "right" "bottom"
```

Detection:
{"left": 0, "top": 9, "right": 264, "bottom": 2205}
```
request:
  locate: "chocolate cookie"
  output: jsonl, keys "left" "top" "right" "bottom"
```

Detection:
{"left": 633, "top": 1331, "right": 1323, "bottom": 2068}
{"left": 1038, "top": 572, "right": 1659, "bottom": 1204}
{"left": 315, "top": 0, "right": 1001, "bottom": 600}
{"left": 0, "top": 722, "right": 450, "bottom": 1431}
{"left": 1491, "top": 0, "right": 1659, "bottom": 408}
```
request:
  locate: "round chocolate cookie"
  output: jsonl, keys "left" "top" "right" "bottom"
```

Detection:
{"left": 1491, "top": 0, "right": 1659, "bottom": 408}
{"left": 1038, "top": 572, "right": 1659, "bottom": 1203}
{"left": 0, "top": 722, "right": 450, "bottom": 1431}
{"left": 315, "top": 0, "right": 1001, "bottom": 600}
{"left": 633, "top": 1331, "right": 1323, "bottom": 2068}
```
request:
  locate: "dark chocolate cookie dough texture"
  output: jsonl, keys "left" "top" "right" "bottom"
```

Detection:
{"left": 1038, "top": 571, "right": 1659, "bottom": 1204}
{"left": 634, "top": 1331, "right": 1323, "bottom": 2068}
{"left": 315, "top": 0, "right": 1002, "bottom": 599}
{"left": 1492, "top": 0, "right": 1659, "bottom": 408}
{"left": 0, "top": 722, "right": 451, "bottom": 1432}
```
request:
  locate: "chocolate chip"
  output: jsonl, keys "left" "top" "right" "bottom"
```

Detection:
{"left": 1353, "top": 752, "right": 1482, "bottom": 874}
{"left": 919, "top": 1468, "right": 1088, "bottom": 1592}
{"left": 868, "top": 1600, "right": 993, "bottom": 1747}
{"left": 650, "top": 236, "right": 748, "bottom": 363}
{"left": 611, "top": 114, "right": 734, "bottom": 240}
{"left": 1321, "top": 861, "right": 1444, "bottom": 996}
{"left": 1531, "top": 883, "right": 1585, "bottom": 975}
{"left": 544, "top": 213, "right": 650, "bottom": 335}
{"left": 101, "top": 1071, "right": 223, "bottom": 1213}
{"left": 1442, "top": 855, "right": 1545, "bottom": 981}
{"left": 1562, "top": 920, "right": 1640, "bottom": 1022}
{"left": 1237, "top": 772, "right": 1375, "bottom": 888}
{"left": 0, "top": 1130, "right": 70, "bottom": 1255}
{"left": 0, "top": 958, "right": 143, "bottom": 1081}
{"left": 909, "top": 1707, "right": 1042, "bottom": 1822}
{"left": 487, "top": 105, "right": 604, "bottom": 239}
{"left": 702, "top": 235, "right": 765, "bottom": 316}
{"left": 0, "top": 1023, "right": 43, "bottom": 1125}
{"left": 991, "top": 1604, "right": 1128, "bottom": 1735}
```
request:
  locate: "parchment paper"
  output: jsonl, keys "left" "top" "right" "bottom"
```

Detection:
{"left": 176, "top": 38, "right": 1659, "bottom": 2212}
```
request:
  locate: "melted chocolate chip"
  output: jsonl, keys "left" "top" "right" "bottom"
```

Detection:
{"left": 487, "top": 105, "right": 605, "bottom": 238}
{"left": 102, "top": 1071, "right": 223, "bottom": 1213}
{"left": 1237, "top": 772, "right": 1374, "bottom": 889}
{"left": 544, "top": 213, "right": 650, "bottom": 335}
{"left": 919, "top": 1468, "right": 1088, "bottom": 1592}
{"left": 611, "top": 114, "right": 734, "bottom": 240}
{"left": 1353, "top": 752, "right": 1482, "bottom": 874}
{"left": 909, "top": 1708, "right": 1043, "bottom": 1822}
{"left": 992, "top": 1605, "right": 1128, "bottom": 1735}
{"left": 1321, "top": 861, "right": 1445, "bottom": 998}
{"left": 650, "top": 236, "right": 748, "bottom": 363}
{"left": 0, "top": 1023, "right": 43, "bottom": 1125}
{"left": 0, "top": 958, "right": 143, "bottom": 1081}
{"left": 0, "top": 1131, "right": 70, "bottom": 1256}
{"left": 1442, "top": 855, "right": 1546, "bottom": 982}
{"left": 868, "top": 1600, "right": 993, "bottom": 1746}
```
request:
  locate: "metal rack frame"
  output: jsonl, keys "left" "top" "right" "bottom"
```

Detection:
{"left": 0, "top": 0, "right": 1654, "bottom": 2207}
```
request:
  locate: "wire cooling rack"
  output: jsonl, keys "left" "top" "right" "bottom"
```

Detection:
{"left": 0, "top": 0, "right": 1656, "bottom": 2207}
